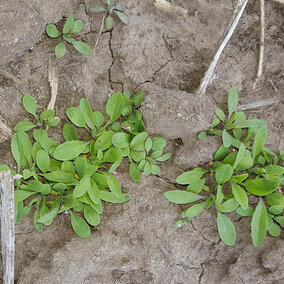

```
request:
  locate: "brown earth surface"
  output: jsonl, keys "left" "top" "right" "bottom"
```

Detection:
{"left": 0, "top": 0, "right": 283, "bottom": 283}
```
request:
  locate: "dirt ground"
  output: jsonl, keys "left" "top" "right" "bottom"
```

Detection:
{"left": 0, "top": 0, "right": 283, "bottom": 283}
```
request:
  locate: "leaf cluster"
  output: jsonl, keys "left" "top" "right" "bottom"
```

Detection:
{"left": 46, "top": 15, "right": 92, "bottom": 58}
{"left": 1, "top": 91, "right": 171, "bottom": 238}
{"left": 89, "top": 0, "right": 128, "bottom": 30}
{"left": 165, "top": 88, "right": 284, "bottom": 247}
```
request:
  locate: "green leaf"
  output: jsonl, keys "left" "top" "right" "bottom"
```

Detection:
{"left": 186, "top": 178, "right": 206, "bottom": 194}
{"left": 103, "top": 147, "right": 122, "bottom": 163}
{"left": 45, "top": 117, "right": 60, "bottom": 127}
{"left": 62, "top": 124, "right": 78, "bottom": 141}
{"left": 115, "top": 2, "right": 125, "bottom": 12}
{"left": 109, "top": 158, "right": 123, "bottom": 173}
{"left": 14, "top": 120, "right": 36, "bottom": 132}
{"left": 251, "top": 198, "right": 267, "bottom": 247}
{"left": 89, "top": 5, "right": 105, "bottom": 13}
{"left": 198, "top": 131, "right": 207, "bottom": 140}
{"left": 236, "top": 207, "right": 254, "bottom": 217}
{"left": 73, "top": 176, "right": 91, "bottom": 198}
{"left": 252, "top": 125, "right": 267, "bottom": 160}
{"left": 114, "top": 11, "right": 129, "bottom": 25}
{"left": 38, "top": 198, "right": 60, "bottom": 224}
{"left": 145, "top": 138, "right": 152, "bottom": 153}
{"left": 129, "top": 163, "right": 141, "bottom": 182}
{"left": 231, "top": 183, "right": 248, "bottom": 210}
{"left": 23, "top": 94, "right": 37, "bottom": 118}
{"left": 105, "top": 174, "right": 122, "bottom": 198}
{"left": 273, "top": 216, "right": 284, "bottom": 226}
{"left": 111, "top": 132, "right": 130, "bottom": 148}
{"left": 14, "top": 190, "right": 36, "bottom": 202}
{"left": 228, "top": 88, "right": 238, "bottom": 118}
{"left": 40, "top": 109, "right": 55, "bottom": 121}
{"left": 232, "top": 143, "right": 245, "bottom": 169}
{"left": 84, "top": 204, "right": 100, "bottom": 226}
{"left": 217, "top": 198, "right": 239, "bottom": 213}
{"left": 234, "top": 119, "right": 265, "bottom": 129}
{"left": 27, "top": 180, "right": 50, "bottom": 195}
{"left": 268, "top": 222, "right": 281, "bottom": 237}
{"left": 155, "top": 153, "right": 172, "bottom": 162}
{"left": 79, "top": 98, "right": 94, "bottom": 129}
{"left": 264, "top": 165, "right": 284, "bottom": 175}
{"left": 54, "top": 141, "right": 89, "bottom": 161}
{"left": 95, "top": 131, "right": 113, "bottom": 151}
{"left": 106, "top": 92, "right": 124, "bottom": 126}
{"left": 217, "top": 212, "right": 236, "bottom": 246}
{"left": 11, "top": 133, "right": 22, "bottom": 171}
{"left": 99, "top": 191, "right": 131, "bottom": 203}
{"left": 215, "top": 164, "right": 233, "bottom": 184}
{"left": 70, "top": 210, "right": 91, "bottom": 239}
{"left": 93, "top": 111, "right": 105, "bottom": 128}
{"left": 176, "top": 168, "right": 206, "bottom": 185}
{"left": 72, "top": 41, "right": 92, "bottom": 55}
{"left": 184, "top": 202, "right": 205, "bottom": 219}
{"left": 55, "top": 42, "right": 66, "bottom": 59}
{"left": 46, "top": 24, "right": 60, "bottom": 38}
{"left": 244, "top": 178, "right": 277, "bottom": 196}
{"left": 164, "top": 190, "right": 203, "bottom": 204}
{"left": 151, "top": 137, "right": 167, "bottom": 151}
{"left": 106, "top": 15, "right": 113, "bottom": 30}
{"left": 18, "top": 130, "right": 32, "bottom": 164}
{"left": 63, "top": 15, "right": 75, "bottom": 34}
{"left": 36, "top": 149, "right": 50, "bottom": 173}
{"left": 216, "top": 108, "right": 225, "bottom": 121}
{"left": 134, "top": 91, "right": 144, "bottom": 107}
{"left": 66, "top": 107, "right": 86, "bottom": 128}
{"left": 33, "top": 209, "right": 42, "bottom": 232}
{"left": 266, "top": 193, "right": 284, "bottom": 207}
{"left": 72, "top": 20, "right": 83, "bottom": 33}
{"left": 222, "top": 130, "right": 231, "bottom": 148}
{"left": 130, "top": 132, "right": 148, "bottom": 151}
{"left": 268, "top": 205, "right": 283, "bottom": 215}
{"left": 211, "top": 118, "right": 220, "bottom": 128}
{"left": 214, "top": 146, "right": 229, "bottom": 161}
{"left": 41, "top": 171, "right": 74, "bottom": 183}
{"left": 231, "top": 173, "right": 248, "bottom": 183}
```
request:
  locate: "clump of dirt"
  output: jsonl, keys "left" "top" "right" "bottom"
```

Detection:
{"left": 0, "top": 0, "right": 283, "bottom": 283}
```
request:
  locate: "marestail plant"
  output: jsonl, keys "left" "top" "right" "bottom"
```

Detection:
{"left": 0, "top": 91, "right": 171, "bottom": 238}
{"left": 165, "top": 88, "right": 284, "bottom": 247}
{"left": 46, "top": 15, "right": 92, "bottom": 58}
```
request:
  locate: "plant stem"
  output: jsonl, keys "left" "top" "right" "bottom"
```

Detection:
{"left": 83, "top": 0, "right": 88, "bottom": 13}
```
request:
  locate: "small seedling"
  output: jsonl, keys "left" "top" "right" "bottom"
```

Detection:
{"left": 0, "top": 91, "right": 171, "bottom": 238}
{"left": 46, "top": 15, "right": 92, "bottom": 58}
{"left": 165, "top": 88, "right": 283, "bottom": 247}
{"left": 89, "top": 0, "right": 128, "bottom": 30}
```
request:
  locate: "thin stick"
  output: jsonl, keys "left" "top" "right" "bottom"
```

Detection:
{"left": 196, "top": 0, "right": 248, "bottom": 97}
{"left": 0, "top": 69, "right": 22, "bottom": 85}
{"left": 94, "top": 15, "right": 106, "bottom": 54}
{"left": 237, "top": 97, "right": 282, "bottom": 110}
{"left": 154, "top": 0, "right": 188, "bottom": 17}
{"left": 47, "top": 59, "right": 58, "bottom": 111}
{"left": 252, "top": 0, "right": 265, "bottom": 90}
{"left": 0, "top": 116, "right": 12, "bottom": 143}
{"left": 0, "top": 171, "right": 15, "bottom": 284}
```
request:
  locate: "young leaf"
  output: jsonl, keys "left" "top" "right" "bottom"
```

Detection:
{"left": 151, "top": 137, "right": 167, "bottom": 151}
{"left": 22, "top": 94, "right": 37, "bottom": 118}
{"left": 184, "top": 202, "right": 205, "bottom": 219}
{"left": 111, "top": 132, "right": 130, "bottom": 148}
{"left": 244, "top": 178, "right": 277, "bottom": 196}
{"left": 106, "top": 15, "right": 113, "bottom": 30}
{"left": 103, "top": 147, "right": 122, "bottom": 163}
{"left": 106, "top": 92, "right": 124, "bottom": 126}
{"left": 55, "top": 42, "right": 66, "bottom": 59}
{"left": 251, "top": 198, "right": 267, "bottom": 247}
{"left": 145, "top": 138, "right": 152, "bottom": 153}
{"left": 231, "top": 183, "right": 248, "bottom": 210}
{"left": 41, "top": 171, "right": 74, "bottom": 183}
{"left": 228, "top": 88, "right": 238, "bottom": 118}
{"left": 216, "top": 108, "right": 225, "bottom": 121}
{"left": 268, "top": 223, "right": 281, "bottom": 237}
{"left": 217, "top": 212, "right": 236, "bottom": 246}
{"left": 14, "top": 120, "right": 36, "bottom": 132}
{"left": 176, "top": 168, "right": 206, "bottom": 185}
{"left": 164, "top": 190, "right": 203, "bottom": 204}
{"left": 63, "top": 15, "right": 75, "bottom": 34}
{"left": 222, "top": 130, "right": 231, "bottom": 148}
{"left": 66, "top": 107, "right": 86, "bottom": 128}
{"left": 95, "top": 131, "right": 114, "bottom": 151}
{"left": 14, "top": 190, "right": 37, "bottom": 202}
{"left": 106, "top": 174, "right": 122, "bottom": 198}
{"left": 70, "top": 210, "right": 91, "bottom": 239}
{"left": 214, "top": 146, "right": 229, "bottom": 161}
{"left": 129, "top": 163, "right": 141, "bottom": 181}
{"left": 62, "top": 124, "right": 78, "bottom": 141}
{"left": 73, "top": 176, "right": 91, "bottom": 198}
{"left": 99, "top": 191, "right": 131, "bottom": 203}
{"left": 36, "top": 149, "right": 50, "bottom": 173}
{"left": 72, "top": 20, "right": 83, "bottom": 33}
{"left": 93, "top": 111, "right": 105, "bottom": 128}
{"left": 266, "top": 193, "right": 284, "bottom": 207}
{"left": 236, "top": 207, "right": 254, "bottom": 217}
{"left": 232, "top": 143, "right": 245, "bottom": 169}
{"left": 40, "top": 109, "right": 55, "bottom": 121}
{"left": 217, "top": 198, "right": 239, "bottom": 213}
{"left": 155, "top": 153, "right": 172, "bottom": 162}
{"left": 114, "top": 10, "right": 129, "bottom": 25}
{"left": 252, "top": 124, "right": 267, "bottom": 160}
{"left": 72, "top": 41, "right": 92, "bottom": 55}
{"left": 84, "top": 204, "right": 100, "bottom": 226}
{"left": 115, "top": 2, "right": 125, "bottom": 12}
{"left": 33, "top": 209, "right": 42, "bottom": 232}
{"left": 11, "top": 133, "right": 22, "bottom": 171}
{"left": 130, "top": 132, "right": 148, "bottom": 151}
{"left": 46, "top": 24, "right": 60, "bottom": 38}
{"left": 89, "top": 5, "right": 105, "bottom": 13}
{"left": 215, "top": 164, "right": 233, "bottom": 184}
{"left": 54, "top": 141, "right": 89, "bottom": 161}
{"left": 198, "top": 131, "right": 207, "bottom": 140}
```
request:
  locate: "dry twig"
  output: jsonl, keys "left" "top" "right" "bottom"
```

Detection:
{"left": 94, "top": 15, "right": 106, "bottom": 54}
{"left": 252, "top": 0, "right": 265, "bottom": 90}
{"left": 47, "top": 59, "right": 59, "bottom": 111}
{"left": 0, "top": 117, "right": 12, "bottom": 143}
{"left": 0, "top": 171, "right": 15, "bottom": 284}
{"left": 0, "top": 69, "right": 22, "bottom": 85}
{"left": 271, "top": 0, "right": 284, "bottom": 4}
{"left": 154, "top": 0, "right": 188, "bottom": 17}
{"left": 237, "top": 97, "right": 282, "bottom": 110}
{"left": 196, "top": 0, "right": 248, "bottom": 97}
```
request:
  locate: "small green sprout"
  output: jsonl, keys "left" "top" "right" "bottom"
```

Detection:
{"left": 89, "top": 0, "right": 129, "bottom": 30}
{"left": 46, "top": 15, "right": 92, "bottom": 58}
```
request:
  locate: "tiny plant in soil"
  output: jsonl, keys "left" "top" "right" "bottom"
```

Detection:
{"left": 0, "top": 91, "right": 171, "bottom": 238}
{"left": 46, "top": 15, "right": 92, "bottom": 58}
{"left": 165, "top": 88, "right": 284, "bottom": 247}
{"left": 89, "top": 0, "right": 129, "bottom": 30}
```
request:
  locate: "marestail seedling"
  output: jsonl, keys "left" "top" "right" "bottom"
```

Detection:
{"left": 165, "top": 88, "right": 284, "bottom": 247}
{"left": 88, "top": 0, "right": 128, "bottom": 30}
{"left": 46, "top": 15, "right": 92, "bottom": 58}
{"left": 0, "top": 91, "right": 171, "bottom": 238}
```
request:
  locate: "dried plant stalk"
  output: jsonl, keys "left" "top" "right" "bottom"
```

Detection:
{"left": 154, "top": 0, "right": 188, "bottom": 17}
